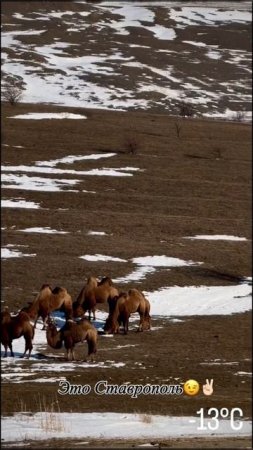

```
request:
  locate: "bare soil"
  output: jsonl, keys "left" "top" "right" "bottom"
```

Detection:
{"left": 1, "top": 102, "right": 252, "bottom": 449}
{"left": 1, "top": 3, "right": 252, "bottom": 448}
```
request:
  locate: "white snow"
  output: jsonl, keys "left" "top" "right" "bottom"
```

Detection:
{"left": 133, "top": 255, "right": 199, "bottom": 267}
{"left": 1, "top": 412, "right": 251, "bottom": 443}
{"left": 1, "top": 3, "right": 251, "bottom": 119}
{"left": 185, "top": 235, "right": 248, "bottom": 241}
{"left": 1, "top": 199, "right": 40, "bottom": 209}
{"left": 145, "top": 25, "right": 176, "bottom": 41}
{"left": 169, "top": 7, "right": 251, "bottom": 27}
{"left": 80, "top": 254, "right": 127, "bottom": 263}
{"left": 234, "top": 371, "right": 252, "bottom": 376}
{"left": 144, "top": 283, "right": 252, "bottom": 316}
{"left": 8, "top": 113, "right": 87, "bottom": 120}
{"left": 19, "top": 227, "right": 69, "bottom": 234}
{"left": 1, "top": 150, "right": 141, "bottom": 193}
{"left": 36, "top": 153, "right": 116, "bottom": 167}
{"left": 87, "top": 231, "right": 107, "bottom": 236}
{"left": 1, "top": 173, "right": 79, "bottom": 192}
{"left": 114, "top": 255, "right": 201, "bottom": 283}
{"left": 114, "top": 266, "right": 157, "bottom": 283}
{"left": 1, "top": 248, "right": 36, "bottom": 259}
{"left": 2, "top": 165, "right": 140, "bottom": 180}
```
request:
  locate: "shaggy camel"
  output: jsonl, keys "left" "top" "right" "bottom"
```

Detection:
{"left": 104, "top": 288, "right": 151, "bottom": 334}
{"left": 22, "top": 284, "right": 73, "bottom": 329}
{"left": 73, "top": 276, "right": 119, "bottom": 321}
{"left": 1, "top": 308, "right": 34, "bottom": 358}
{"left": 46, "top": 317, "right": 97, "bottom": 361}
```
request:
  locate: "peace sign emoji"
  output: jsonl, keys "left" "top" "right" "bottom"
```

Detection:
{"left": 203, "top": 379, "right": 214, "bottom": 396}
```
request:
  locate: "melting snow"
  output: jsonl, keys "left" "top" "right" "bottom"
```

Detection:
{"left": 184, "top": 235, "right": 248, "bottom": 241}
{"left": 36, "top": 153, "right": 116, "bottom": 167}
{"left": 87, "top": 231, "right": 107, "bottom": 236}
{"left": 1, "top": 173, "right": 79, "bottom": 192}
{"left": 1, "top": 3, "right": 251, "bottom": 118}
{"left": 8, "top": 113, "right": 87, "bottom": 120}
{"left": 19, "top": 227, "right": 69, "bottom": 234}
{"left": 1, "top": 199, "right": 40, "bottom": 209}
{"left": 1, "top": 248, "right": 36, "bottom": 259}
{"left": 80, "top": 254, "right": 127, "bottom": 263}
{"left": 1, "top": 412, "right": 251, "bottom": 443}
{"left": 144, "top": 283, "right": 252, "bottom": 316}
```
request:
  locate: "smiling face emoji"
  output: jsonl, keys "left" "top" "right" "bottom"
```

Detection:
{"left": 184, "top": 379, "right": 199, "bottom": 396}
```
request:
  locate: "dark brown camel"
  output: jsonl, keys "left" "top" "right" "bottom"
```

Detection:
{"left": 46, "top": 316, "right": 97, "bottom": 361}
{"left": 73, "top": 276, "right": 119, "bottom": 321}
{"left": 1, "top": 308, "right": 34, "bottom": 358}
{"left": 104, "top": 288, "right": 151, "bottom": 334}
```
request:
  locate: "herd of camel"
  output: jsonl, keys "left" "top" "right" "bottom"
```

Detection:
{"left": 1, "top": 276, "right": 151, "bottom": 362}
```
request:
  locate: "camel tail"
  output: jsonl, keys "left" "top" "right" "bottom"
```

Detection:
{"left": 86, "top": 329, "right": 97, "bottom": 356}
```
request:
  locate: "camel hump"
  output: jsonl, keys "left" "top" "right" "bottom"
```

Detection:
{"left": 99, "top": 277, "right": 113, "bottom": 286}
{"left": 119, "top": 291, "right": 127, "bottom": 298}
{"left": 41, "top": 283, "right": 52, "bottom": 291}
{"left": 87, "top": 276, "right": 98, "bottom": 286}
{"left": 52, "top": 286, "right": 65, "bottom": 295}
{"left": 128, "top": 288, "right": 140, "bottom": 296}
{"left": 1, "top": 309, "right": 11, "bottom": 322}
{"left": 1, "top": 306, "right": 10, "bottom": 315}
{"left": 64, "top": 319, "right": 76, "bottom": 330}
{"left": 18, "top": 311, "right": 31, "bottom": 321}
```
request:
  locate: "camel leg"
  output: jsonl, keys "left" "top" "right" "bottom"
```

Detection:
{"left": 42, "top": 314, "right": 48, "bottom": 330}
{"left": 23, "top": 339, "right": 33, "bottom": 359}
{"left": 92, "top": 308, "right": 96, "bottom": 321}
{"left": 137, "top": 313, "right": 145, "bottom": 332}
{"left": 33, "top": 312, "right": 41, "bottom": 329}
{"left": 88, "top": 353, "right": 95, "bottom": 363}
{"left": 4, "top": 344, "right": 8, "bottom": 357}
{"left": 123, "top": 319, "right": 128, "bottom": 335}
{"left": 9, "top": 342, "right": 14, "bottom": 357}
{"left": 42, "top": 316, "right": 48, "bottom": 330}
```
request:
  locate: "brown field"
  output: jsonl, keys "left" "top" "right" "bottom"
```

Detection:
{"left": 1, "top": 101, "right": 252, "bottom": 448}
{"left": 1, "top": 0, "right": 252, "bottom": 448}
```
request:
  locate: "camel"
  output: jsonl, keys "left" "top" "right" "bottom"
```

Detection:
{"left": 46, "top": 316, "right": 97, "bottom": 361}
{"left": 1, "top": 308, "right": 34, "bottom": 358}
{"left": 22, "top": 284, "right": 73, "bottom": 329}
{"left": 73, "top": 276, "right": 119, "bottom": 321}
{"left": 104, "top": 288, "right": 151, "bottom": 334}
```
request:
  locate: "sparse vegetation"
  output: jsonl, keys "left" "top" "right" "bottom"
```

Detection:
{"left": 125, "top": 135, "right": 138, "bottom": 154}
{"left": 139, "top": 414, "right": 153, "bottom": 424}
{"left": 15, "top": 395, "right": 67, "bottom": 433}
{"left": 178, "top": 101, "right": 194, "bottom": 118}
{"left": 175, "top": 121, "right": 182, "bottom": 138}
{"left": 234, "top": 111, "right": 246, "bottom": 122}
{"left": 2, "top": 77, "right": 23, "bottom": 105}
{"left": 38, "top": 396, "right": 66, "bottom": 433}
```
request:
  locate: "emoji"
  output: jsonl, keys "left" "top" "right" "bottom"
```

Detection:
{"left": 184, "top": 379, "right": 200, "bottom": 396}
{"left": 203, "top": 379, "right": 214, "bottom": 396}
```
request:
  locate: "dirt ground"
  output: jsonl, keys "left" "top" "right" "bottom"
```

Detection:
{"left": 1, "top": 1, "right": 252, "bottom": 447}
{"left": 1, "top": 101, "right": 252, "bottom": 448}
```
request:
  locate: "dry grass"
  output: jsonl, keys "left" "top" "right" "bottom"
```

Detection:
{"left": 38, "top": 396, "right": 66, "bottom": 433}
{"left": 15, "top": 394, "right": 67, "bottom": 433}
{"left": 139, "top": 413, "right": 153, "bottom": 424}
